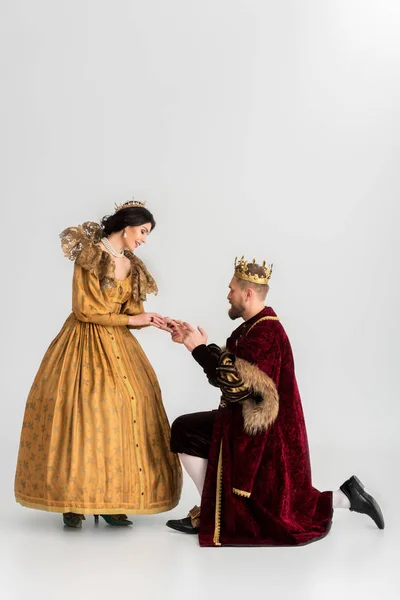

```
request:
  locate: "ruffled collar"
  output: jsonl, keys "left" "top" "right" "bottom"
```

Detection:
{"left": 60, "top": 221, "right": 158, "bottom": 300}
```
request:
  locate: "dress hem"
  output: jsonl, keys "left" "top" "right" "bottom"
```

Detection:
{"left": 15, "top": 495, "right": 181, "bottom": 515}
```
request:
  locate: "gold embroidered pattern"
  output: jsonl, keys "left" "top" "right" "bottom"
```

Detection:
{"left": 14, "top": 255, "right": 182, "bottom": 515}
{"left": 216, "top": 352, "right": 253, "bottom": 403}
{"left": 245, "top": 316, "right": 280, "bottom": 337}
{"left": 213, "top": 441, "right": 223, "bottom": 546}
{"left": 233, "top": 487, "right": 251, "bottom": 498}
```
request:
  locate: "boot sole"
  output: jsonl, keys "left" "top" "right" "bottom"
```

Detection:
{"left": 166, "top": 521, "right": 199, "bottom": 534}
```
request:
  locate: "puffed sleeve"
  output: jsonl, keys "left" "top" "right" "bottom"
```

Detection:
{"left": 121, "top": 295, "right": 150, "bottom": 330}
{"left": 72, "top": 264, "right": 130, "bottom": 326}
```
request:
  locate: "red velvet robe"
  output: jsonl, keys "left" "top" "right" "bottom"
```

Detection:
{"left": 198, "top": 307, "right": 333, "bottom": 547}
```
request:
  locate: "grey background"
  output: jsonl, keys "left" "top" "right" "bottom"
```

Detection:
{"left": 0, "top": 1, "right": 399, "bottom": 599}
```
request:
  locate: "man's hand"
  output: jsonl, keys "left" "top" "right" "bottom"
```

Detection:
{"left": 181, "top": 322, "right": 208, "bottom": 352}
{"left": 163, "top": 318, "right": 185, "bottom": 343}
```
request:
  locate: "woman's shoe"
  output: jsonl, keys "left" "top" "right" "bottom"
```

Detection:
{"left": 94, "top": 514, "right": 133, "bottom": 526}
{"left": 63, "top": 513, "right": 85, "bottom": 528}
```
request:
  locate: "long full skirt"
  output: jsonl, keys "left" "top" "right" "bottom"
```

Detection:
{"left": 15, "top": 314, "right": 182, "bottom": 514}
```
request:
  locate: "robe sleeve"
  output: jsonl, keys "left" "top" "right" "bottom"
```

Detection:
{"left": 230, "top": 329, "right": 281, "bottom": 497}
{"left": 192, "top": 344, "right": 222, "bottom": 387}
{"left": 72, "top": 264, "right": 130, "bottom": 326}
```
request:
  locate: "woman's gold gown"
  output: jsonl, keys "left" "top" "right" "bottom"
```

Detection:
{"left": 14, "top": 222, "right": 182, "bottom": 515}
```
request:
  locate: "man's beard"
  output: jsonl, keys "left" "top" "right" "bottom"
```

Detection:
{"left": 228, "top": 304, "right": 244, "bottom": 320}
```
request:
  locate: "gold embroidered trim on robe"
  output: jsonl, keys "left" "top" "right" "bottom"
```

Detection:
{"left": 245, "top": 315, "right": 280, "bottom": 336}
{"left": 232, "top": 488, "right": 251, "bottom": 498}
{"left": 213, "top": 441, "right": 223, "bottom": 546}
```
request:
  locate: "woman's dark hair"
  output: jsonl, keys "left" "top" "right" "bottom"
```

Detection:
{"left": 101, "top": 205, "right": 156, "bottom": 236}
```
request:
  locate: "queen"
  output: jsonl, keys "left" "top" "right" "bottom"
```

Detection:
{"left": 14, "top": 200, "right": 182, "bottom": 527}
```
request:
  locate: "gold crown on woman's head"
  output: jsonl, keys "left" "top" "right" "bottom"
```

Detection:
{"left": 234, "top": 256, "right": 273, "bottom": 285}
{"left": 114, "top": 198, "right": 146, "bottom": 213}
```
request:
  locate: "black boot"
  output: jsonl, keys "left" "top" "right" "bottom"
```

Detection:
{"left": 340, "top": 475, "right": 385, "bottom": 529}
{"left": 63, "top": 513, "right": 86, "bottom": 528}
{"left": 166, "top": 505, "right": 200, "bottom": 534}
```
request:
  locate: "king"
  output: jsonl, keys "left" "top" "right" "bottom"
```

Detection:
{"left": 165, "top": 257, "right": 384, "bottom": 547}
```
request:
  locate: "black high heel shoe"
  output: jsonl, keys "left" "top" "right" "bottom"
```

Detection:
{"left": 94, "top": 514, "right": 133, "bottom": 526}
{"left": 63, "top": 513, "right": 85, "bottom": 528}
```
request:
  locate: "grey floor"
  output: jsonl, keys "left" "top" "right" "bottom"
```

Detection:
{"left": 1, "top": 444, "right": 398, "bottom": 600}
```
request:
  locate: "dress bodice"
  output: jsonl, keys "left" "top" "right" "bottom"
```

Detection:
{"left": 104, "top": 276, "right": 133, "bottom": 306}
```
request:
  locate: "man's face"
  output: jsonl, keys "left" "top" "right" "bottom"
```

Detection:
{"left": 227, "top": 277, "right": 246, "bottom": 320}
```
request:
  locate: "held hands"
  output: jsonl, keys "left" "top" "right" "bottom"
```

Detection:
{"left": 163, "top": 318, "right": 186, "bottom": 343}
{"left": 128, "top": 313, "right": 171, "bottom": 330}
{"left": 164, "top": 319, "right": 208, "bottom": 351}
{"left": 128, "top": 314, "right": 208, "bottom": 352}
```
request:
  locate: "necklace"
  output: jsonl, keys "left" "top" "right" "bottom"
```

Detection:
{"left": 101, "top": 237, "right": 125, "bottom": 258}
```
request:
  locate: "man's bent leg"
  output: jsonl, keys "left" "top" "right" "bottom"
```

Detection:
{"left": 332, "top": 489, "right": 351, "bottom": 509}
{"left": 179, "top": 453, "right": 208, "bottom": 496}
{"left": 170, "top": 410, "right": 217, "bottom": 458}
{"left": 167, "top": 411, "right": 217, "bottom": 534}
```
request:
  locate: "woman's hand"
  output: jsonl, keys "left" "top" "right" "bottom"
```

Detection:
{"left": 163, "top": 318, "right": 185, "bottom": 342}
{"left": 158, "top": 318, "right": 208, "bottom": 349}
{"left": 128, "top": 313, "right": 166, "bottom": 329}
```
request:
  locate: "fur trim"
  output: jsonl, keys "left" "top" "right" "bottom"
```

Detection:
{"left": 235, "top": 358, "right": 279, "bottom": 435}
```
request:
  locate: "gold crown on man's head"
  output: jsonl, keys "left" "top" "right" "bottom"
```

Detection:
{"left": 114, "top": 198, "right": 146, "bottom": 213}
{"left": 234, "top": 256, "right": 273, "bottom": 285}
